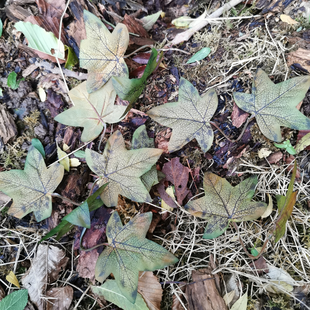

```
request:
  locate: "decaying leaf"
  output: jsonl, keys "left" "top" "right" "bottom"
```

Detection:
{"left": 55, "top": 80, "right": 127, "bottom": 142}
{"left": 46, "top": 286, "right": 73, "bottom": 310}
{"left": 147, "top": 78, "right": 218, "bottom": 153}
{"left": 261, "top": 193, "right": 273, "bottom": 219}
{"left": 112, "top": 48, "right": 162, "bottom": 116}
{"left": 233, "top": 69, "right": 310, "bottom": 142}
{"left": 80, "top": 10, "right": 129, "bottom": 93}
{"left": 274, "top": 162, "right": 297, "bottom": 243}
{"left": 295, "top": 131, "right": 310, "bottom": 153}
{"left": 230, "top": 292, "right": 247, "bottom": 310}
{"left": 22, "top": 245, "right": 69, "bottom": 309}
{"left": 92, "top": 280, "right": 149, "bottom": 310}
{"left": 95, "top": 211, "right": 178, "bottom": 303}
{"left": 0, "top": 145, "right": 64, "bottom": 222}
{"left": 131, "top": 125, "right": 159, "bottom": 191}
{"left": 185, "top": 172, "right": 267, "bottom": 239}
{"left": 85, "top": 131, "right": 162, "bottom": 207}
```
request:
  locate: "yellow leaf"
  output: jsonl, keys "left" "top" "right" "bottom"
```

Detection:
{"left": 280, "top": 14, "right": 298, "bottom": 25}
{"left": 261, "top": 193, "right": 273, "bottom": 218}
{"left": 162, "top": 186, "right": 174, "bottom": 212}
{"left": 62, "top": 143, "right": 70, "bottom": 152}
{"left": 6, "top": 271, "right": 20, "bottom": 288}
{"left": 38, "top": 87, "right": 46, "bottom": 102}
{"left": 57, "top": 146, "right": 70, "bottom": 172}
{"left": 69, "top": 158, "right": 81, "bottom": 168}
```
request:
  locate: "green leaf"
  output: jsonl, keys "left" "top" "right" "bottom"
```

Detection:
{"left": 0, "top": 88, "right": 3, "bottom": 97}
{"left": 64, "top": 46, "right": 78, "bottom": 70}
{"left": 54, "top": 80, "right": 127, "bottom": 142}
{"left": 63, "top": 201, "right": 90, "bottom": 228}
{"left": 140, "top": 11, "right": 162, "bottom": 31}
{"left": 74, "top": 150, "right": 86, "bottom": 158}
{"left": 31, "top": 139, "right": 45, "bottom": 158}
{"left": 80, "top": 10, "right": 129, "bottom": 93}
{"left": 295, "top": 132, "right": 310, "bottom": 153}
{"left": 0, "top": 18, "right": 2, "bottom": 37}
{"left": 186, "top": 47, "right": 211, "bottom": 64}
{"left": 14, "top": 21, "right": 65, "bottom": 60}
{"left": 85, "top": 131, "right": 162, "bottom": 207}
{"left": 185, "top": 172, "right": 267, "bottom": 239}
{"left": 131, "top": 125, "right": 159, "bottom": 191}
{"left": 147, "top": 77, "right": 218, "bottom": 153}
{"left": 7, "top": 72, "right": 24, "bottom": 90}
{"left": 250, "top": 247, "right": 259, "bottom": 257}
{"left": 40, "top": 183, "right": 107, "bottom": 242}
{"left": 0, "top": 289, "right": 28, "bottom": 310}
{"left": 274, "top": 162, "right": 297, "bottom": 242}
{"left": 233, "top": 69, "right": 310, "bottom": 142}
{"left": 92, "top": 280, "right": 148, "bottom": 310}
{"left": 0, "top": 147, "right": 64, "bottom": 222}
{"left": 95, "top": 212, "right": 178, "bottom": 303}
{"left": 112, "top": 48, "right": 162, "bottom": 116}
{"left": 274, "top": 140, "right": 296, "bottom": 155}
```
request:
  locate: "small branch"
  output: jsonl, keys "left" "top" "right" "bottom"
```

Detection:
{"left": 51, "top": 193, "right": 81, "bottom": 206}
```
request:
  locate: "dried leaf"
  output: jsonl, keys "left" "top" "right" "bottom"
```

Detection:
{"left": 140, "top": 11, "right": 162, "bottom": 31}
{"left": 80, "top": 10, "right": 129, "bottom": 93}
{"left": 280, "top": 14, "right": 298, "bottom": 25}
{"left": 22, "top": 245, "right": 69, "bottom": 309}
{"left": 54, "top": 80, "right": 127, "bottom": 142}
{"left": 95, "top": 212, "right": 178, "bottom": 303}
{"left": 287, "top": 48, "right": 310, "bottom": 73}
{"left": 261, "top": 193, "right": 273, "bottom": 219}
{"left": 185, "top": 173, "right": 267, "bottom": 239}
{"left": 46, "top": 286, "right": 73, "bottom": 310}
{"left": 147, "top": 78, "right": 218, "bottom": 153}
{"left": 138, "top": 272, "right": 163, "bottom": 310}
{"left": 6, "top": 271, "right": 20, "bottom": 288}
{"left": 230, "top": 292, "right": 247, "bottom": 310}
{"left": 295, "top": 131, "right": 310, "bottom": 153}
{"left": 0, "top": 145, "right": 64, "bottom": 222}
{"left": 85, "top": 131, "right": 162, "bottom": 207}
{"left": 233, "top": 69, "right": 310, "bottom": 142}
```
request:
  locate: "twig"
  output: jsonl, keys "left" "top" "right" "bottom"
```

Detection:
{"left": 124, "top": 45, "right": 153, "bottom": 58}
{"left": 166, "top": 0, "right": 245, "bottom": 46}
{"left": 51, "top": 193, "right": 81, "bottom": 206}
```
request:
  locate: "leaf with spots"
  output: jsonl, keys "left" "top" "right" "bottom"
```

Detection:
{"left": 131, "top": 125, "right": 160, "bottom": 191}
{"left": 54, "top": 80, "right": 127, "bottom": 142}
{"left": 80, "top": 10, "right": 129, "bottom": 93}
{"left": 112, "top": 48, "right": 162, "bottom": 116}
{"left": 85, "top": 130, "right": 163, "bottom": 207}
{"left": 233, "top": 69, "right": 310, "bottom": 142}
{"left": 147, "top": 77, "right": 218, "bottom": 153}
{"left": 95, "top": 211, "right": 178, "bottom": 303}
{"left": 185, "top": 172, "right": 267, "bottom": 239}
{"left": 0, "top": 145, "right": 64, "bottom": 222}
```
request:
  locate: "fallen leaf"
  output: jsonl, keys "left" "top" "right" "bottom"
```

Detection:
{"left": 161, "top": 157, "right": 190, "bottom": 205}
{"left": 92, "top": 280, "right": 149, "bottom": 309}
{"left": 161, "top": 186, "right": 175, "bottom": 212}
{"left": 0, "top": 290, "right": 28, "bottom": 310}
{"left": 112, "top": 48, "right": 161, "bottom": 116}
{"left": 266, "top": 151, "right": 283, "bottom": 164}
{"left": 231, "top": 102, "right": 249, "bottom": 128}
{"left": 57, "top": 146, "right": 70, "bottom": 172}
{"left": 185, "top": 172, "right": 267, "bottom": 239}
{"left": 0, "top": 144, "right": 64, "bottom": 222}
{"left": 140, "top": 11, "right": 162, "bottom": 31}
{"left": 230, "top": 292, "right": 247, "bottom": 310}
{"left": 186, "top": 47, "right": 211, "bottom": 64}
{"left": 22, "top": 245, "right": 69, "bottom": 309}
{"left": 258, "top": 148, "right": 272, "bottom": 158}
{"left": 46, "top": 286, "right": 73, "bottom": 310}
{"left": 85, "top": 131, "right": 162, "bottom": 207}
{"left": 295, "top": 130, "right": 310, "bottom": 153}
{"left": 138, "top": 272, "right": 163, "bottom": 310}
{"left": 38, "top": 87, "right": 46, "bottom": 102}
{"left": 80, "top": 10, "right": 129, "bottom": 93}
{"left": 233, "top": 69, "right": 310, "bottom": 142}
{"left": 261, "top": 193, "right": 273, "bottom": 219}
{"left": 280, "top": 14, "right": 299, "bottom": 25}
{"left": 95, "top": 211, "right": 178, "bottom": 303}
{"left": 274, "top": 162, "right": 297, "bottom": 243}
{"left": 6, "top": 271, "right": 20, "bottom": 288}
{"left": 223, "top": 291, "right": 235, "bottom": 306}
{"left": 147, "top": 78, "right": 218, "bottom": 153}
{"left": 287, "top": 48, "right": 310, "bottom": 73}
{"left": 54, "top": 80, "right": 127, "bottom": 142}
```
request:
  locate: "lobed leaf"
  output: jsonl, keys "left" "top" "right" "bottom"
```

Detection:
{"left": 80, "top": 10, "right": 129, "bottom": 93}
{"left": 95, "top": 212, "right": 178, "bottom": 303}
{"left": 85, "top": 131, "right": 162, "bottom": 207}
{"left": 185, "top": 172, "right": 267, "bottom": 239}
{"left": 233, "top": 69, "right": 310, "bottom": 142}
{"left": 147, "top": 78, "right": 218, "bottom": 153}
{"left": 0, "top": 146, "right": 64, "bottom": 222}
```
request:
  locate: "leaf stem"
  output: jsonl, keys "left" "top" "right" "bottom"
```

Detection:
{"left": 51, "top": 193, "right": 81, "bottom": 206}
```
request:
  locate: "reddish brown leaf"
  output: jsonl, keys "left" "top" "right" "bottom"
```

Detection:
{"left": 267, "top": 151, "right": 283, "bottom": 164}
{"left": 133, "top": 53, "right": 152, "bottom": 64}
{"left": 162, "top": 157, "right": 190, "bottom": 205}
{"left": 231, "top": 102, "right": 249, "bottom": 128}
{"left": 297, "top": 130, "right": 310, "bottom": 151}
{"left": 250, "top": 256, "right": 269, "bottom": 275}
{"left": 46, "top": 286, "right": 73, "bottom": 310}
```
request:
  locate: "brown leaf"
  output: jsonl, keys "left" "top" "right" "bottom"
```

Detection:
{"left": 45, "top": 89, "right": 65, "bottom": 118}
{"left": 231, "top": 102, "right": 249, "bottom": 128}
{"left": 46, "top": 286, "right": 73, "bottom": 310}
{"left": 186, "top": 269, "right": 228, "bottom": 310}
{"left": 297, "top": 130, "right": 310, "bottom": 151}
{"left": 138, "top": 272, "right": 163, "bottom": 310}
{"left": 266, "top": 151, "right": 283, "bottom": 164}
{"left": 287, "top": 48, "right": 310, "bottom": 73}
{"left": 5, "top": 4, "right": 32, "bottom": 22}
{"left": 250, "top": 256, "right": 269, "bottom": 275}
{"left": 162, "top": 157, "right": 190, "bottom": 205}
{"left": 76, "top": 250, "right": 100, "bottom": 283}
{"left": 0, "top": 105, "right": 18, "bottom": 143}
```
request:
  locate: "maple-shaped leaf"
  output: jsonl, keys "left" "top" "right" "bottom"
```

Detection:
{"left": 0, "top": 146, "right": 64, "bottom": 221}
{"left": 85, "top": 130, "right": 163, "bottom": 207}
{"left": 233, "top": 69, "right": 310, "bottom": 142}
{"left": 54, "top": 80, "right": 126, "bottom": 142}
{"left": 80, "top": 10, "right": 129, "bottom": 93}
{"left": 131, "top": 125, "right": 159, "bottom": 191}
{"left": 185, "top": 172, "right": 267, "bottom": 239}
{"left": 147, "top": 78, "right": 218, "bottom": 153}
{"left": 95, "top": 211, "right": 178, "bottom": 303}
